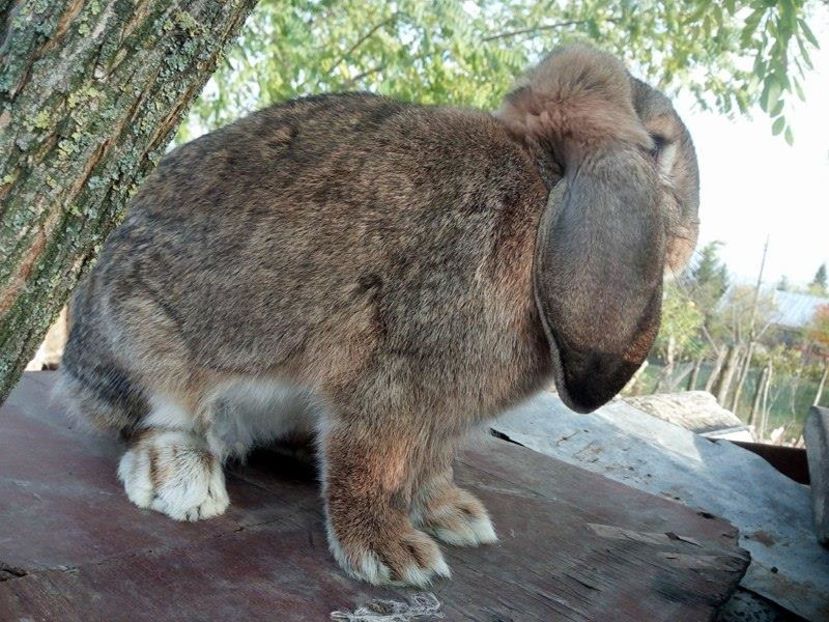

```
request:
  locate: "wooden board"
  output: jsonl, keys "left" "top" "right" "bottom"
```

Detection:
{"left": 806, "top": 406, "right": 829, "bottom": 544}
{"left": 0, "top": 372, "right": 749, "bottom": 621}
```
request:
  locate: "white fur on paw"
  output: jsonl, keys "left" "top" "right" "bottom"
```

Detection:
{"left": 428, "top": 511, "right": 498, "bottom": 547}
{"left": 118, "top": 430, "right": 229, "bottom": 522}
{"left": 397, "top": 552, "right": 451, "bottom": 588}
{"left": 326, "top": 519, "right": 451, "bottom": 587}
{"left": 411, "top": 488, "right": 499, "bottom": 547}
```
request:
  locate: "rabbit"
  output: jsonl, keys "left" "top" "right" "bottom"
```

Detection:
{"left": 58, "top": 43, "right": 699, "bottom": 586}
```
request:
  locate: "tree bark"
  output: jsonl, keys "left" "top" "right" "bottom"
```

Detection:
{"left": 0, "top": 0, "right": 258, "bottom": 404}
{"left": 759, "top": 360, "right": 773, "bottom": 440}
{"left": 687, "top": 356, "right": 703, "bottom": 391}
{"left": 730, "top": 340, "right": 755, "bottom": 414}
{"left": 704, "top": 346, "right": 727, "bottom": 394}
{"left": 715, "top": 344, "right": 741, "bottom": 407}
{"left": 815, "top": 363, "right": 829, "bottom": 407}
{"left": 622, "top": 360, "right": 648, "bottom": 395}
{"left": 652, "top": 335, "right": 675, "bottom": 394}
{"left": 749, "top": 363, "right": 770, "bottom": 427}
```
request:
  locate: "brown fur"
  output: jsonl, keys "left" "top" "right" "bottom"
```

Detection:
{"left": 59, "top": 44, "right": 699, "bottom": 585}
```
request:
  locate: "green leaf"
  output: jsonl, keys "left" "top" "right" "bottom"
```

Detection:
{"left": 741, "top": 8, "right": 765, "bottom": 46}
{"left": 794, "top": 78, "right": 805, "bottom": 101}
{"left": 784, "top": 126, "right": 794, "bottom": 145}
{"left": 772, "top": 116, "right": 785, "bottom": 136}
{"left": 760, "top": 77, "right": 782, "bottom": 113}
{"left": 770, "top": 99, "right": 784, "bottom": 117}
{"left": 798, "top": 18, "right": 819, "bottom": 48}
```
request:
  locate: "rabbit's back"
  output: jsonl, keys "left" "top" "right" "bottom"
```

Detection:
{"left": 79, "top": 93, "right": 549, "bottom": 401}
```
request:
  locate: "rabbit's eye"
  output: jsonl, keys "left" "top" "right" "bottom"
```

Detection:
{"left": 648, "top": 134, "right": 668, "bottom": 160}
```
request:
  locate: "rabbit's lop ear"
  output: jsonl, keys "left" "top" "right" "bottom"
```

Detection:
{"left": 498, "top": 45, "right": 669, "bottom": 413}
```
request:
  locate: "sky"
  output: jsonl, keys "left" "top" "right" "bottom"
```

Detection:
{"left": 673, "top": 18, "right": 829, "bottom": 288}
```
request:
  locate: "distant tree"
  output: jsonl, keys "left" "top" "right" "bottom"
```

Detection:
{"left": 709, "top": 285, "right": 778, "bottom": 408}
{"left": 806, "top": 304, "right": 829, "bottom": 407}
{"left": 751, "top": 343, "right": 802, "bottom": 436}
{"left": 653, "top": 283, "right": 705, "bottom": 392}
{"left": 809, "top": 263, "right": 828, "bottom": 295}
{"left": 672, "top": 241, "right": 731, "bottom": 392}
{"left": 688, "top": 241, "right": 730, "bottom": 312}
{"left": 808, "top": 305, "right": 829, "bottom": 350}
{"left": 777, "top": 275, "right": 791, "bottom": 291}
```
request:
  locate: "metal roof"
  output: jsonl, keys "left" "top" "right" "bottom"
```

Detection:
{"left": 770, "top": 290, "right": 829, "bottom": 329}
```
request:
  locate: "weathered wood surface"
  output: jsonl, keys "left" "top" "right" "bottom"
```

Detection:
{"left": 493, "top": 392, "right": 829, "bottom": 621}
{"left": 622, "top": 391, "right": 752, "bottom": 439}
{"left": 0, "top": 373, "right": 749, "bottom": 621}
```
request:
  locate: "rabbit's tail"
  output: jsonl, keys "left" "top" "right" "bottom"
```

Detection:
{"left": 56, "top": 352, "right": 149, "bottom": 435}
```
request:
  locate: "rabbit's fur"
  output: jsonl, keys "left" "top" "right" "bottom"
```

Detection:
{"left": 59, "top": 44, "right": 699, "bottom": 586}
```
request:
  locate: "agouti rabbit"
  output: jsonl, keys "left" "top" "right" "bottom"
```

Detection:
{"left": 60, "top": 44, "right": 699, "bottom": 586}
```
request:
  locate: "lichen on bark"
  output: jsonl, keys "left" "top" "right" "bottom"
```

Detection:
{"left": 0, "top": 0, "right": 258, "bottom": 404}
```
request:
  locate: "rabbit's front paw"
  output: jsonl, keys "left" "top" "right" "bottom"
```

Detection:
{"left": 412, "top": 482, "right": 497, "bottom": 547}
{"left": 118, "top": 429, "right": 229, "bottom": 521}
{"left": 327, "top": 519, "right": 450, "bottom": 587}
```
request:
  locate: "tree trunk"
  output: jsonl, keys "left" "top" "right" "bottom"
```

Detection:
{"left": 789, "top": 365, "right": 803, "bottom": 414}
{"left": 652, "top": 335, "right": 675, "bottom": 394}
{"left": 759, "top": 360, "right": 773, "bottom": 440}
{"left": 815, "top": 363, "right": 829, "bottom": 407}
{"left": 730, "top": 340, "right": 755, "bottom": 413}
{"left": 704, "top": 347, "right": 727, "bottom": 394}
{"left": 687, "top": 356, "right": 703, "bottom": 391}
{"left": 0, "top": 0, "right": 258, "bottom": 404}
{"left": 715, "top": 345, "right": 741, "bottom": 406}
{"left": 622, "top": 360, "right": 649, "bottom": 395}
{"left": 749, "top": 363, "right": 770, "bottom": 427}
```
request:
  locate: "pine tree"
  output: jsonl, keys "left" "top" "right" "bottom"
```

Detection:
{"left": 810, "top": 263, "right": 827, "bottom": 295}
{"left": 690, "top": 241, "right": 729, "bottom": 309}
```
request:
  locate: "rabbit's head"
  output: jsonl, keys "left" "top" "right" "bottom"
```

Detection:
{"left": 496, "top": 45, "right": 700, "bottom": 413}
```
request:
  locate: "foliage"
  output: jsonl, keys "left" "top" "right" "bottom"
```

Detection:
{"left": 717, "top": 284, "right": 779, "bottom": 343}
{"left": 809, "top": 263, "right": 828, "bottom": 295}
{"left": 755, "top": 342, "right": 802, "bottom": 376}
{"left": 181, "top": 0, "right": 822, "bottom": 143}
{"left": 807, "top": 304, "right": 829, "bottom": 352}
{"left": 688, "top": 241, "right": 730, "bottom": 310}
{"left": 653, "top": 282, "right": 705, "bottom": 361}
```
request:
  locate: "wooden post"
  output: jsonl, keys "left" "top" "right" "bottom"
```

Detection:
{"left": 805, "top": 406, "right": 829, "bottom": 543}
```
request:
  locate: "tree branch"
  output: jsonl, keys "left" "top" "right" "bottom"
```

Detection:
{"left": 327, "top": 16, "right": 396, "bottom": 77}
{"left": 482, "top": 19, "right": 616, "bottom": 42}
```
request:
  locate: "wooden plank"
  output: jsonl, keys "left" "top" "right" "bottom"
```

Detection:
{"left": 0, "top": 372, "right": 749, "bottom": 621}
{"left": 806, "top": 406, "right": 829, "bottom": 544}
